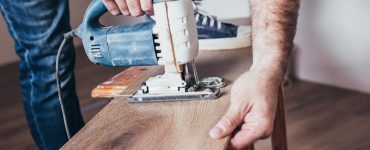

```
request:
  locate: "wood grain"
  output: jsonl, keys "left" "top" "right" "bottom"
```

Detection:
{"left": 91, "top": 66, "right": 161, "bottom": 98}
{"left": 3, "top": 47, "right": 370, "bottom": 149}
{"left": 62, "top": 48, "right": 253, "bottom": 149}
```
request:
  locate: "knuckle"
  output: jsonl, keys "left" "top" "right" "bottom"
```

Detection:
{"left": 103, "top": 1, "right": 120, "bottom": 15}
{"left": 119, "top": 5, "right": 128, "bottom": 11}
{"left": 263, "top": 128, "right": 273, "bottom": 138}
{"left": 259, "top": 131, "right": 272, "bottom": 140}
{"left": 231, "top": 138, "right": 250, "bottom": 150}
{"left": 222, "top": 114, "right": 237, "bottom": 129}
{"left": 131, "top": 10, "right": 143, "bottom": 16}
{"left": 127, "top": 1, "right": 138, "bottom": 8}
{"left": 109, "top": 9, "right": 120, "bottom": 15}
{"left": 141, "top": 3, "right": 152, "bottom": 12}
{"left": 259, "top": 124, "right": 273, "bottom": 139}
{"left": 232, "top": 138, "right": 243, "bottom": 146}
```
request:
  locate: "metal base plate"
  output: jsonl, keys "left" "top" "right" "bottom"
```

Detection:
{"left": 128, "top": 88, "right": 220, "bottom": 103}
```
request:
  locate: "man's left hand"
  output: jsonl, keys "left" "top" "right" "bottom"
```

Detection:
{"left": 209, "top": 70, "right": 280, "bottom": 149}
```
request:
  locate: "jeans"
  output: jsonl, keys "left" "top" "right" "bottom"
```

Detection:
{"left": 0, "top": 0, "right": 84, "bottom": 149}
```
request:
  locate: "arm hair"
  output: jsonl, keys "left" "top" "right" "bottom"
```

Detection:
{"left": 249, "top": 0, "right": 300, "bottom": 80}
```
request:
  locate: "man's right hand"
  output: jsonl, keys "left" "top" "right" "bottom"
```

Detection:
{"left": 102, "top": 0, "right": 153, "bottom": 16}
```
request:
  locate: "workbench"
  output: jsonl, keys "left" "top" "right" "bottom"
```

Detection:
{"left": 62, "top": 48, "right": 287, "bottom": 150}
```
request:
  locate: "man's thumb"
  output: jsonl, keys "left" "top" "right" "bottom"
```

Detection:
{"left": 209, "top": 109, "right": 243, "bottom": 139}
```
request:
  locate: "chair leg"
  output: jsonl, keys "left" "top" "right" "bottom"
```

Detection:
{"left": 246, "top": 145, "right": 255, "bottom": 150}
{"left": 271, "top": 86, "right": 288, "bottom": 150}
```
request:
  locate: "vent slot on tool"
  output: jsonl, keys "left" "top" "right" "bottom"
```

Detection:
{"left": 90, "top": 44, "right": 103, "bottom": 58}
{"left": 153, "top": 34, "right": 162, "bottom": 61}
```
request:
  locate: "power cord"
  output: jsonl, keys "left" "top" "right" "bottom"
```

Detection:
{"left": 56, "top": 29, "right": 78, "bottom": 140}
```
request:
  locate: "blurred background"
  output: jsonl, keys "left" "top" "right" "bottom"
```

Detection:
{"left": 1, "top": 0, "right": 369, "bottom": 93}
{"left": 0, "top": 0, "right": 369, "bottom": 149}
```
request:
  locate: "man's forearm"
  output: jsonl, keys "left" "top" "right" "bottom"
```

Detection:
{"left": 249, "top": 0, "right": 300, "bottom": 82}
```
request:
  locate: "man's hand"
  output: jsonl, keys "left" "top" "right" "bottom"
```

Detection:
{"left": 209, "top": 0, "right": 300, "bottom": 148}
{"left": 102, "top": 0, "right": 153, "bottom": 16}
{"left": 209, "top": 70, "right": 280, "bottom": 149}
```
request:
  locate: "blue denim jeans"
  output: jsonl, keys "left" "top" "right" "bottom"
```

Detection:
{"left": 0, "top": 0, "right": 84, "bottom": 149}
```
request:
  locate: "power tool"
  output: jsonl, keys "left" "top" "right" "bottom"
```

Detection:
{"left": 70, "top": 0, "right": 226, "bottom": 103}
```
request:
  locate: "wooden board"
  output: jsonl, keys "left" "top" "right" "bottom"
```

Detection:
{"left": 91, "top": 66, "right": 162, "bottom": 98}
{"left": 62, "top": 48, "right": 254, "bottom": 149}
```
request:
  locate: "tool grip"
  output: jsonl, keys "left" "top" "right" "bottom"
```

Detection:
{"left": 83, "top": 0, "right": 107, "bottom": 31}
{"left": 82, "top": 0, "right": 181, "bottom": 30}
{"left": 77, "top": 0, "right": 158, "bottom": 67}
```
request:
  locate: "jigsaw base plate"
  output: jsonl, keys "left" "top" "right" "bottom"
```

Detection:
{"left": 128, "top": 88, "right": 220, "bottom": 103}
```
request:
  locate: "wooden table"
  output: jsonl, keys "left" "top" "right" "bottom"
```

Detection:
{"left": 62, "top": 48, "right": 287, "bottom": 150}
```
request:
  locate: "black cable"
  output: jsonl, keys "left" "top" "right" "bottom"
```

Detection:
{"left": 56, "top": 30, "right": 77, "bottom": 140}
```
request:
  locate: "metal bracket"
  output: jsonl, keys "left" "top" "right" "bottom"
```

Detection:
{"left": 199, "top": 77, "right": 226, "bottom": 88}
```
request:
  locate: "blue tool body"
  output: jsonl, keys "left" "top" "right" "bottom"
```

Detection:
{"left": 76, "top": 0, "right": 158, "bottom": 67}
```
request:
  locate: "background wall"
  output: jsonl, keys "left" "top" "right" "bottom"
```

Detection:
{"left": 1, "top": 0, "right": 369, "bottom": 93}
{"left": 201, "top": 0, "right": 370, "bottom": 94}
{"left": 294, "top": 0, "right": 370, "bottom": 93}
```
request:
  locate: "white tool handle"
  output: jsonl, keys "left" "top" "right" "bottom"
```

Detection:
{"left": 154, "top": 0, "right": 199, "bottom": 66}
{"left": 167, "top": 0, "right": 199, "bottom": 64}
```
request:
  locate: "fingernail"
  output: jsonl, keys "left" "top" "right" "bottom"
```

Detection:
{"left": 209, "top": 126, "right": 222, "bottom": 139}
{"left": 111, "top": 10, "right": 120, "bottom": 15}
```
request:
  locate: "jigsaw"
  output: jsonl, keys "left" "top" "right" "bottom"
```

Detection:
{"left": 73, "top": 0, "right": 225, "bottom": 103}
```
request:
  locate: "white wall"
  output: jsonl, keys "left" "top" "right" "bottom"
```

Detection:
{"left": 204, "top": 0, "right": 370, "bottom": 94}
{"left": 201, "top": 0, "right": 370, "bottom": 94}
{"left": 294, "top": 0, "right": 370, "bottom": 93}
{"left": 197, "top": 0, "right": 250, "bottom": 20}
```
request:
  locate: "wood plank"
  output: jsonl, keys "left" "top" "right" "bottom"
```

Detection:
{"left": 91, "top": 66, "right": 161, "bottom": 98}
{"left": 3, "top": 46, "right": 370, "bottom": 149}
{"left": 62, "top": 48, "right": 253, "bottom": 149}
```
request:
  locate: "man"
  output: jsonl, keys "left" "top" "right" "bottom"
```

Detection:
{"left": 1, "top": 1, "right": 83, "bottom": 150}
{"left": 0, "top": 0, "right": 299, "bottom": 149}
